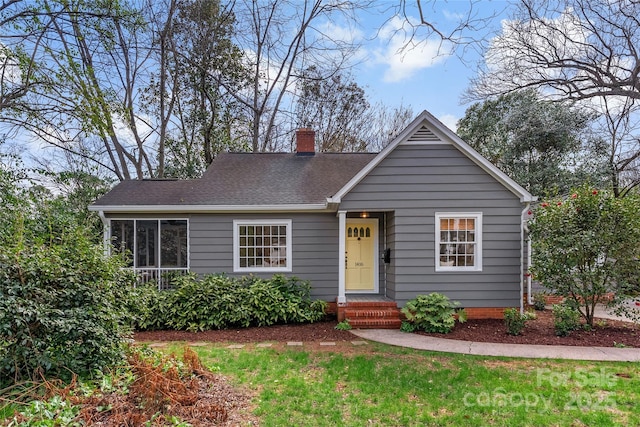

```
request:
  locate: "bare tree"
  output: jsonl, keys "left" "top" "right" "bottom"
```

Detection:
{"left": 466, "top": 0, "right": 640, "bottom": 196}
{"left": 295, "top": 66, "right": 413, "bottom": 152}
{"left": 468, "top": 0, "right": 640, "bottom": 102}
{"left": 0, "top": 1, "right": 191, "bottom": 180}
{"left": 2, "top": 1, "right": 149, "bottom": 179}
{"left": 229, "top": 0, "right": 370, "bottom": 152}
{"left": 391, "top": 0, "right": 508, "bottom": 58}
{"left": 591, "top": 96, "right": 640, "bottom": 197}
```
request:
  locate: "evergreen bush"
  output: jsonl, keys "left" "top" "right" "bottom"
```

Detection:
{"left": 401, "top": 293, "right": 464, "bottom": 334}
{"left": 0, "top": 212, "right": 134, "bottom": 387}
{"left": 552, "top": 303, "right": 581, "bottom": 337}
{"left": 130, "top": 274, "right": 326, "bottom": 332}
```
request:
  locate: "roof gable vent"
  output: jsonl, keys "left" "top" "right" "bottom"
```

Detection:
{"left": 408, "top": 125, "right": 440, "bottom": 142}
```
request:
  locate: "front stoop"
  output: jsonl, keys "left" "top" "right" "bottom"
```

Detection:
{"left": 340, "top": 300, "right": 402, "bottom": 329}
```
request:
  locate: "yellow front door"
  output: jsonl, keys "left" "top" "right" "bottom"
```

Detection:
{"left": 345, "top": 219, "right": 377, "bottom": 292}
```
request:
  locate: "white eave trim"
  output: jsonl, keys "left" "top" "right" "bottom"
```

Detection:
{"left": 88, "top": 203, "right": 333, "bottom": 214}
{"left": 328, "top": 110, "right": 537, "bottom": 204}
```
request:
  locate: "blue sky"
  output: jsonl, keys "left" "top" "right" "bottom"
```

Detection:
{"left": 345, "top": 1, "right": 511, "bottom": 130}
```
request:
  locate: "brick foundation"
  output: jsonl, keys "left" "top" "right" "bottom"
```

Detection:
{"left": 521, "top": 292, "right": 617, "bottom": 307}
{"left": 463, "top": 307, "right": 508, "bottom": 320}
{"left": 325, "top": 301, "right": 338, "bottom": 316}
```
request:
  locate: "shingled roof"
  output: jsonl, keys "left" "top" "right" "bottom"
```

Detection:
{"left": 91, "top": 152, "right": 376, "bottom": 210}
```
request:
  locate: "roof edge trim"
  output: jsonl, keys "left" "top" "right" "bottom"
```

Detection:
{"left": 88, "top": 203, "right": 333, "bottom": 214}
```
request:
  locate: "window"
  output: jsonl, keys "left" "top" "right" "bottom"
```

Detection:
{"left": 435, "top": 213, "right": 482, "bottom": 271}
{"left": 234, "top": 220, "right": 292, "bottom": 272}
{"left": 110, "top": 219, "right": 188, "bottom": 269}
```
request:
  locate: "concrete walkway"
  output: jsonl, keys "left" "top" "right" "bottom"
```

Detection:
{"left": 350, "top": 329, "right": 640, "bottom": 361}
{"left": 351, "top": 302, "right": 640, "bottom": 362}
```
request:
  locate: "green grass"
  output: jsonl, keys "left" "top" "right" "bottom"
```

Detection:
{"left": 3, "top": 342, "right": 637, "bottom": 426}
{"left": 164, "top": 342, "right": 639, "bottom": 427}
{"left": 0, "top": 404, "right": 18, "bottom": 420}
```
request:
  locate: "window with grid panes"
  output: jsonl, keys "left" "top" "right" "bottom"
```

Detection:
{"left": 233, "top": 220, "right": 292, "bottom": 272}
{"left": 435, "top": 213, "right": 482, "bottom": 271}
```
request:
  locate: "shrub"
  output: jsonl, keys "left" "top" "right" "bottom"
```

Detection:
{"left": 399, "top": 321, "right": 416, "bottom": 333}
{"left": 0, "top": 222, "right": 135, "bottom": 387}
{"left": 401, "top": 293, "right": 463, "bottom": 334}
{"left": 552, "top": 303, "right": 581, "bottom": 337}
{"left": 130, "top": 274, "right": 326, "bottom": 332}
{"left": 335, "top": 320, "right": 352, "bottom": 331}
{"left": 532, "top": 293, "right": 547, "bottom": 311}
{"left": 125, "top": 283, "right": 173, "bottom": 331}
{"left": 503, "top": 308, "right": 535, "bottom": 336}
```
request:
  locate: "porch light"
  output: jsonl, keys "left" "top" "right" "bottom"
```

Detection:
{"left": 360, "top": 211, "right": 369, "bottom": 218}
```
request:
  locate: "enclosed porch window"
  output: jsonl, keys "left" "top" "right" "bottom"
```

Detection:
{"left": 110, "top": 219, "right": 188, "bottom": 287}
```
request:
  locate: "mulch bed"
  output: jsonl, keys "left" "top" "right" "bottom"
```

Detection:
{"left": 134, "top": 320, "right": 356, "bottom": 344}
{"left": 418, "top": 309, "right": 640, "bottom": 348}
{"left": 134, "top": 312, "right": 640, "bottom": 348}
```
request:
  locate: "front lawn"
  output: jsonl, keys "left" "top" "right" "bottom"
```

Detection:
{"left": 3, "top": 342, "right": 638, "bottom": 426}
{"left": 168, "top": 342, "right": 638, "bottom": 426}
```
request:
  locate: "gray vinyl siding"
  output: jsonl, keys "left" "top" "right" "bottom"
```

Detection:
{"left": 339, "top": 143, "right": 524, "bottom": 309}
{"left": 189, "top": 212, "right": 339, "bottom": 300}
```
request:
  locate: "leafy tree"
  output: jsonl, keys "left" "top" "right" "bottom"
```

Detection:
{"left": 529, "top": 185, "right": 640, "bottom": 327}
{"left": 457, "top": 90, "right": 608, "bottom": 196}
{"left": 296, "top": 67, "right": 370, "bottom": 152}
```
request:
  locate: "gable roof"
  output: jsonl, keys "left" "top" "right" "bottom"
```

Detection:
{"left": 328, "top": 110, "right": 536, "bottom": 204}
{"left": 91, "top": 110, "right": 535, "bottom": 214}
{"left": 90, "top": 152, "right": 376, "bottom": 213}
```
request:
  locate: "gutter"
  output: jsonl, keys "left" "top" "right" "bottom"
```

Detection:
{"left": 88, "top": 203, "right": 332, "bottom": 214}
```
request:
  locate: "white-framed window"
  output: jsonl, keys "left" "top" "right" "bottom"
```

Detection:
{"left": 233, "top": 219, "right": 292, "bottom": 272}
{"left": 109, "top": 219, "right": 189, "bottom": 269}
{"left": 435, "top": 213, "right": 482, "bottom": 272}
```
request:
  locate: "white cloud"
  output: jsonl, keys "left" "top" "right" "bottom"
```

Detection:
{"left": 438, "top": 113, "right": 458, "bottom": 132}
{"left": 0, "top": 43, "right": 23, "bottom": 86}
{"left": 317, "top": 20, "right": 364, "bottom": 45}
{"left": 375, "top": 16, "right": 451, "bottom": 83}
{"left": 442, "top": 10, "right": 466, "bottom": 22}
{"left": 481, "top": 9, "right": 592, "bottom": 98}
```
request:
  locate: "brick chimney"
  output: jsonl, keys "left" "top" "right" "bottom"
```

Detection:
{"left": 296, "top": 128, "right": 315, "bottom": 155}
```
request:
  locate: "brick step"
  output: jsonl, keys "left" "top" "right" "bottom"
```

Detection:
{"left": 344, "top": 308, "right": 400, "bottom": 319}
{"left": 338, "top": 299, "right": 402, "bottom": 329}
{"left": 348, "top": 318, "right": 403, "bottom": 329}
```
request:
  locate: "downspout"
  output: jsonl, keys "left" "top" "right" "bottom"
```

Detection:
{"left": 520, "top": 204, "right": 531, "bottom": 313}
{"left": 525, "top": 216, "right": 533, "bottom": 306}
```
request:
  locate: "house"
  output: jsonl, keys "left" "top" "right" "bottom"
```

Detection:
{"left": 90, "top": 111, "right": 536, "bottom": 326}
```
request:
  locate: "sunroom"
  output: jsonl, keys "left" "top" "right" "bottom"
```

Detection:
{"left": 109, "top": 218, "right": 188, "bottom": 288}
